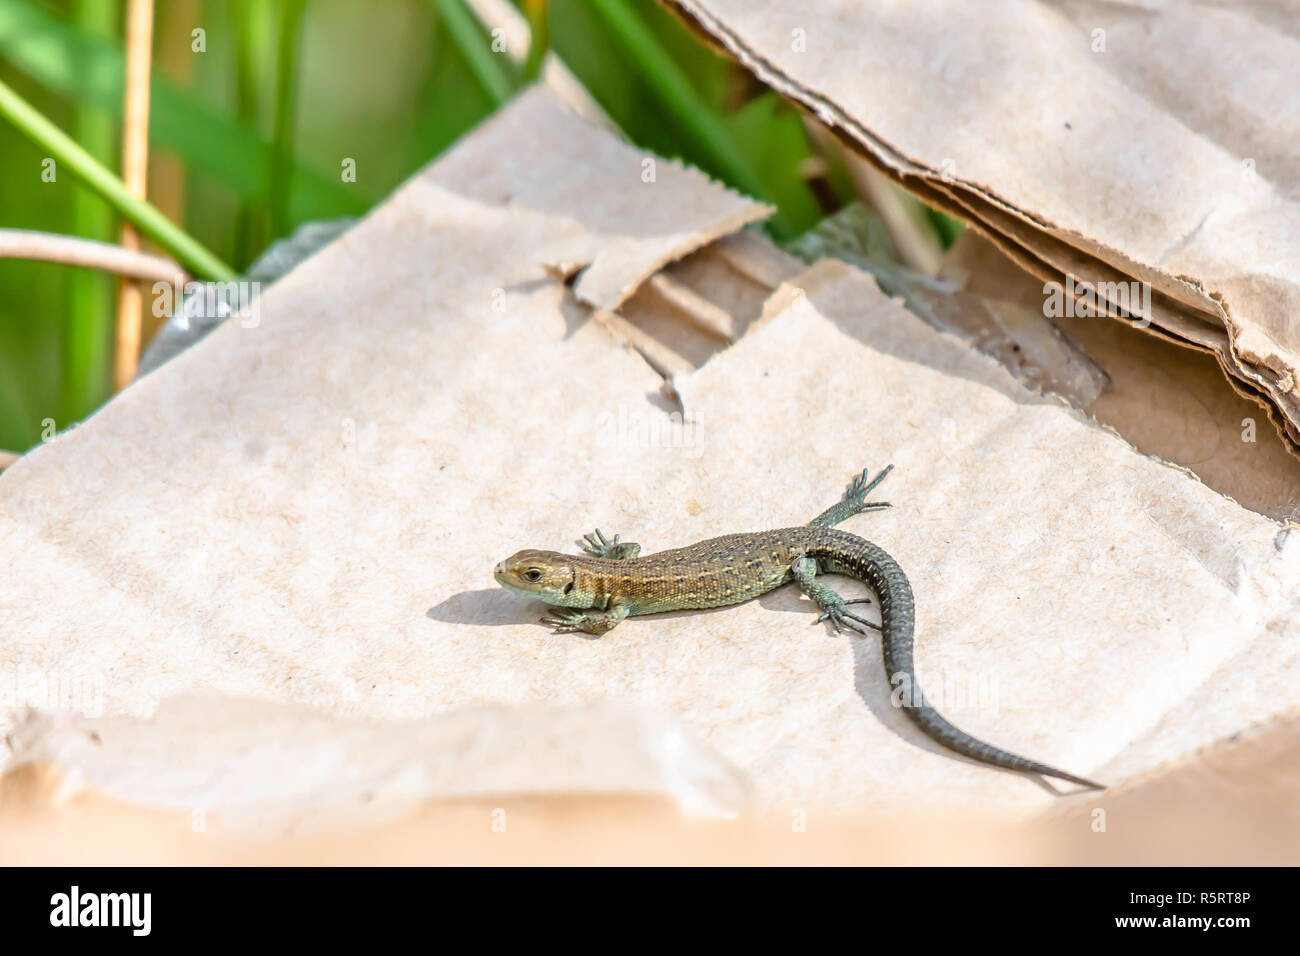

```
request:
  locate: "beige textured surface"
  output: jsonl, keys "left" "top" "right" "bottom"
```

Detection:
{"left": 9, "top": 713, "right": 1300, "bottom": 864}
{"left": 678, "top": 261, "right": 1300, "bottom": 808}
{"left": 670, "top": 0, "right": 1300, "bottom": 450}
{"left": 2, "top": 87, "right": 1298, "bottom": 823}
{"left": 3, "top": 697, "right": 749, "bottom": 833}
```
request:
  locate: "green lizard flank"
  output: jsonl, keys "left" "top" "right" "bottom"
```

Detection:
{"left": 493, "top": 465, "right": 1103, "bottom": 791}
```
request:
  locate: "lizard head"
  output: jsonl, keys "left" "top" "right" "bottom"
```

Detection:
{"left": 494, "top": 550, "right": 584, "bottom": 606}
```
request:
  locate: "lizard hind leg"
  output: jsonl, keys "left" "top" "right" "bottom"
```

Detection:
{"left": 790, "top": 556, "right": 880, "bottom": 634}
{"left": 807, "top": 464, "right": 894, "bottom": 529}
{"left": 578, "top": 528, "right": 641, "bottom": 559}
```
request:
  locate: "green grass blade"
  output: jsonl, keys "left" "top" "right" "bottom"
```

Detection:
{"left": 405, "top": 12, "right": 499, "bottom": 170}
{"left": 522, "top": 0, "right": 549, "bottom": 83}
{"left": 925, "top": 207, "right": 965, "bottom": 249}
{"left": 0, "top": 76, "right": 236, "bottom": 280}
{"left": 269, "top": 0, "right": 307, "bottom": 237}
{"left": 0, "top": 0, "right": 373, "bottom": 220}
{"left": 0, "top": 347, "right": 40, "bottom": 449}
{"left": 233, "top": 0, "right": 272, "bottom": 266}
{"left": 431, "top": 0, "right": 517, "bottom": 108}
{"left": 583, "top": 0, "right": 781, "bottom": 233}
{"left": 63, "top": 0, "right": 118, "bottom": 419}
{"left": 722, "top": 92, "right": 825, "bottom": 235}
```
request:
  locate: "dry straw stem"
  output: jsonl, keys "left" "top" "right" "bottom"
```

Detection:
{"left": 803, "top": 118, "right": 944, "bottom": 276}
{"left": 114, "top": 0, "right": 156, "bottom": 391}
{"left": 0, "top": 229, "right": 186, "bottom": 286}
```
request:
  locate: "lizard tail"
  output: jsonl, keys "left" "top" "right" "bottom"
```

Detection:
{"left": 892, "top": 695, "right": 1107, "bottom": 791}
{"left": 811, "top": 529, "right": 1105, "bottom": 791}
{"left": 879, "top": 582, "right": 1107, "bottom": 791}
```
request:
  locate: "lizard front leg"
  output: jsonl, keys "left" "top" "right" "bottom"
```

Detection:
{"left": 807, "top": 464, "right": 894, "bottom": 529}
{"left": 540, "top": 604, "right": 630, "bottom": 635}
{"left": 790, "top": 554, "right": 880, "bottom": 635}
{"left": 578, "top": 528, "right": 641, "bottom": 559}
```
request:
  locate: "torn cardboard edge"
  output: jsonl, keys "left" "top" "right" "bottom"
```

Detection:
{"left": 5, "top": 692, "right": 1299, "bottom": 865}
{"left": 663, "top": 0, "right": 1300, "bottom": 459}
{"left": 929, "top": 186, "right": 1300, "bottom": 452}
{"left": 1042, "top": 705, "right": 1300, "bottom": 867}
{"left": 595, "top": 231, "right": 804, "bottom": 379}
{"left": 569, "top": 165, "right": 773, "bottom": 314}
{"left": 1056, "top": 703, "right": 1300, "bottom": 816}
{"left": 512, "top": 87, "right": 776, "bottom": 313}
{"left": 0, "top": 697, "right": 751, "bottom": 836}
{"left": 596, "top": 214, "right": 1299, "bottom": 520}
{"left": 340, "top": 85, "right": 774, "bottom": 321}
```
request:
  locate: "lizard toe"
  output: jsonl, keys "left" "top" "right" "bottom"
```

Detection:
{"left": 842, "top": 609, "right": 882, "bottom": 631}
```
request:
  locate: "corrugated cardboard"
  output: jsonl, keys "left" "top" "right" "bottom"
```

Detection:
{"left": 669, "top": 0, "right": 1300, "bottom": 454}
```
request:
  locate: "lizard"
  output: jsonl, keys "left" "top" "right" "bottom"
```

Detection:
{"left": 493, "top": 465, "right": 1103, "bottom": 790}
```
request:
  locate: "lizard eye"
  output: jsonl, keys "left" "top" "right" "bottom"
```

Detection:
{"left": 523, "top": 568, "right": 543, "bottom": 582}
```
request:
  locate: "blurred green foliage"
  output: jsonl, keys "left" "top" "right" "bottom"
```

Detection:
{"left": 0, "top": 0, "right": 953, "bottom": 453}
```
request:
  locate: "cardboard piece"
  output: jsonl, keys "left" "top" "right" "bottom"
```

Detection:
{"left": 944, "top": 230, "right": 1300, "bottom": 521}
{"left": 10, "top": 713, "right": 1295, "bottom": 865}
{"left": 3, "top": 697, "right": 748, "bottom": 834}
{"left": 668, "top": 0, "right": 1300, "bottom": 453}
{"left": 2, "top": 88, "right": 1298, "bottom": 827}
{"left": 610, "top": 213, "right": 1300, "bottom": 523}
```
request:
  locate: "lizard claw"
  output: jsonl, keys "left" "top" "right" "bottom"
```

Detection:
{"left": 842, "top": 464, "right": 894, "bottom": 515}
{"left": 540, "top": 608, "right": 588, "bottom": 633}
{"left": 815, "top": 602, "right": 882, "bottom": 634}
{"left": 580, "top": 528, "right": 617, "bottom": 556}
{"left": 539, "top": 604, "right": 628, "bottom": 636}
{"left": 578, "top": 528, "right": 640, "bottom": 560}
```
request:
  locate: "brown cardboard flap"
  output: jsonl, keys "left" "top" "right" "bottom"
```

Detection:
{"left": 668, "top": 0, "right": 1300, "bottom": 453}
